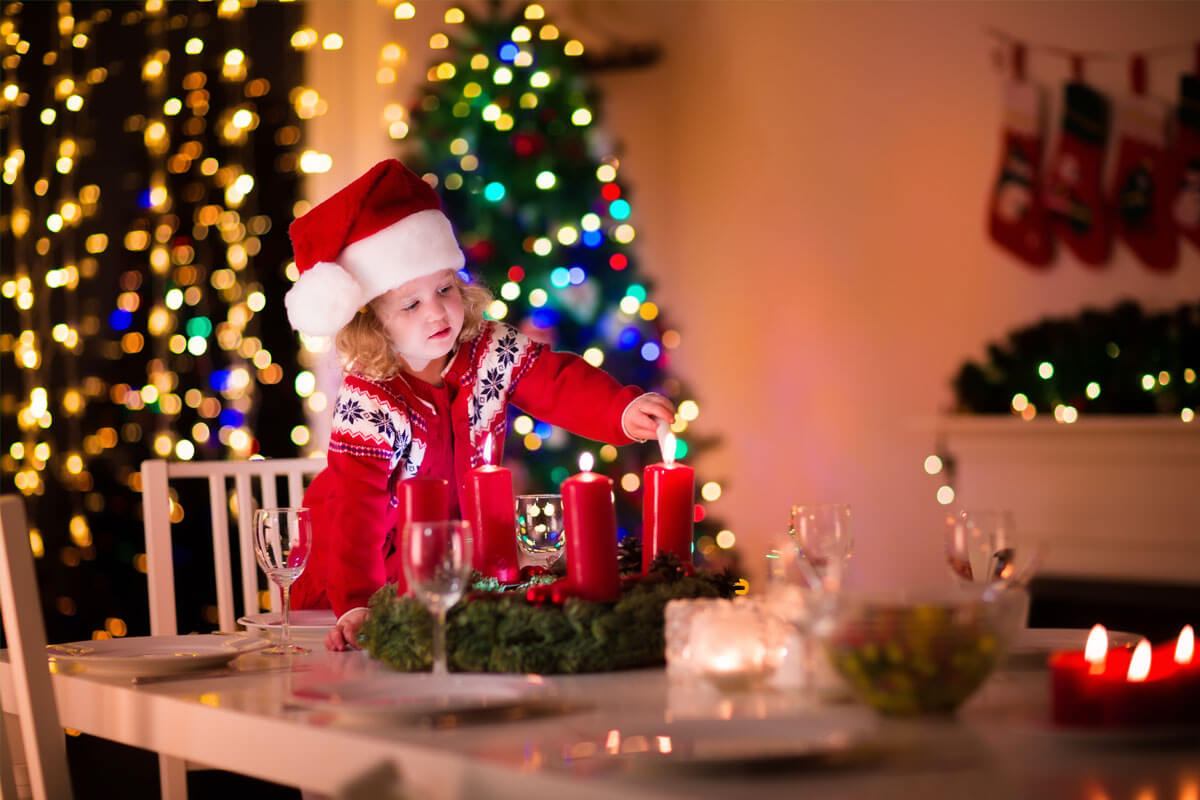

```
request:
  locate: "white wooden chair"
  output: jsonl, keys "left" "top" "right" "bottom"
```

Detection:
{"left": 139, "top": 456, "right": 325, "bottom": 800}
{"left": 0, "top": 495, "right": 75, "bottom": 800}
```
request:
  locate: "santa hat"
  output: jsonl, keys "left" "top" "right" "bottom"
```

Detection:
{"left": 284, "top": 159, "right": 465, "bottom": 337}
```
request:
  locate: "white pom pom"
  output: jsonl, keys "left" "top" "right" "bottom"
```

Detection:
{"left": 284, "top": 261, "right": 366, "bottom": 337}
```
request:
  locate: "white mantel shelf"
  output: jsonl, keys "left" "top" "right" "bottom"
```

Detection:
{"left": 929, "top": 415, "right": 1200, "bottom": 586}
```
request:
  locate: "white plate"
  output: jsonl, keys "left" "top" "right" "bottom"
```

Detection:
{"left": 47, "top": 634, "right": 270, "bottom": 678}
{"left": 562, "top": 708, "right": 881, "bottom": 769}
{"left": 1005, "top": 627, "right": 1142, "bottom": 669}
{"left": 238, "top": 610, "right": 337, "bottom": 642}
{"left": 288, "top": 673, "right": 551, "bottom": 720}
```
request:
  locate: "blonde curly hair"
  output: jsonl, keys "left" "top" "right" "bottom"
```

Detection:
{"left": 334, "top": 272, "right": 493, "bottom": 380}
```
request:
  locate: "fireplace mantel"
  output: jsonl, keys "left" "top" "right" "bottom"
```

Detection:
{"left": 932, "top": 416, "right": 1200, "bottom": 586}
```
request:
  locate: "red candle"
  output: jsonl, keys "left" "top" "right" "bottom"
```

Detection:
{"left": 398, "top": 477, "right": 450, "bottom": 525}
{"left": 385, "top": 478, "right": 450, "bottom": 589}
{"left": 1050, "top": 650, "right": 1130, "bottom": 727}
{"left": 1107, "top": 639, "right": 1179, "bottom": 727}
{"left": 1154, "top": 625, "right": 1199, "bottom": 719}
{"left": 463, "top": 464, "right": 520, "bottom": 584}
{"left": 1050, "top": 624, "right": 1131, "bottom": 727}
{"left": 560, "top": 459, "right": 620, "bottom": 602}
{"left": 642, "top": 461, "right": 695, "bottom": 574}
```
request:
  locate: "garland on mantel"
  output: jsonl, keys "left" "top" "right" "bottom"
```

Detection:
{"left": 360, "top": 548, "right": 740, "bottom": 674}
{"left": 952, "top": 299, "right": 1200, "bottom": 417}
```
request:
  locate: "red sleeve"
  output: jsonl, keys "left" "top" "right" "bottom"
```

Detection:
{"left": 508, "top": 345, "right": 641, "bottom": 446}
{"left": 323, "top": 376, "right": 402, "bottom": 615}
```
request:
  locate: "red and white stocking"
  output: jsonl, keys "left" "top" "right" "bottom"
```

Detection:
{"left": 987, "top": 76, "right": 1053, "bottom": 267}
{"left": 1109, "top": 56, "right": 1178, "bottom": 271}
{"left": 1044, "top": 80, "right": 1112, "bottom": 265}
{"left": 1171, "top": 69, "right": 1200, "bottom": 250}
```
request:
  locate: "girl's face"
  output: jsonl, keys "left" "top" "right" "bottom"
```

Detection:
{"left": 371, "top": 269, "right": 465, "bottom": 372}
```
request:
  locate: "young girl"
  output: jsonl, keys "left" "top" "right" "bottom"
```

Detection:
{"left": 283, "top": 159, "right": 675, "bottom": 651}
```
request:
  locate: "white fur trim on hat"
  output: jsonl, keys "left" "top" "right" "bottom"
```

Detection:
{"left": 338, "top": 208, "right": 466, "bottom": 301}
{"left": 284, "top": 260, "right": 368, "bottom": 337}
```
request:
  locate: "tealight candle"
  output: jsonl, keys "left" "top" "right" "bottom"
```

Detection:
{"left": 689, "top": 600, "right": 776, "bottom": 691}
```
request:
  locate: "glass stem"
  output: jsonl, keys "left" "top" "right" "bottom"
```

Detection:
{"left": 432, "top": 608, "right": 448, "bottom": 675}
{"left": 280, "top": 583, "right": 292, "bottom": 650}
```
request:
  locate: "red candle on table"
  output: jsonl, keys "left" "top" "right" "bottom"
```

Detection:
{"left": 463, "top": 436, "right": 520, "bottom": 583}
{"left": 1154, "top": 625, "right": 1199, "bottom": 718}
{"left": 560, "top": 454, "right": 620, "bottom": 602}
{"left": 398, "top": 477, "right": 450, "bottom": 526}
{"left": 642, "top": 429, "right": 695, "bottom": 573}
{"left": 386, "top": 477, "right": 451, "bottom": 590}
{"left": 642, "top": 425, "right": 695, "bottom": 573}
{"left": 1050, "top": 624, "right": 1131, "bottom": 727}
{"left": 1107, "top": 639, "right": 1179, "bottom": 727}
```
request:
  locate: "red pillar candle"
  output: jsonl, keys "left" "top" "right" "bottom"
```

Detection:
{"left": 561, "top": 458, "right": 620, "bottom": 602}
{"left": 398, "top": 477, "right": 451, "bottom": 526}
{"left": 642, "top": 462, "right": 695, "bottom": 574}
{"left": 463, "top": 463, "right": 520, "bottom": 584}
{"left": 386, "top": 478, "right": 451, "bottom": 589}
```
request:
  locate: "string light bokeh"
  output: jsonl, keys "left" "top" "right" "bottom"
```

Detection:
{"left": 1, "top": 0, "right": 306, "bottom": 641}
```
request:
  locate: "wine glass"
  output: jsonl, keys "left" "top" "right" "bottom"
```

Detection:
{"left": 765, "top": 504, "right": 852, "bottom": 694}
{"left": 944, "top": 509, "right": 1042, "bottom": 588}
{"left": 787, "top": 503, "right": 853, "bottom": 591}
{"left": 515, "top": 493, "right": 565, "bottom": 569}
{"left": 401, "top": 520, "right": 473, "bottom": 675}
{"left": 253, "top": 507, "right": 312, "bottom": 655}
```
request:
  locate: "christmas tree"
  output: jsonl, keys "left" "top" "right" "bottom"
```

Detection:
{"left": 0, "top": 1, "right": 306, "bottom": 641}
{"left": 394, "top": 3, "right": 734, "bottom": 567}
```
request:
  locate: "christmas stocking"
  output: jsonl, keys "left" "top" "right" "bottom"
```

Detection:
{"left": 1109, "top": 59, "right": 1178, "bottom": 271}
{"left": 1044, "top": 82, "right": 1112, "bottom": 265}
{"left": 1171, "top": 74, "right": 1200, "bottom": 249}
{"left": 987, "top": 81, "right": 1053, "bottom": 267}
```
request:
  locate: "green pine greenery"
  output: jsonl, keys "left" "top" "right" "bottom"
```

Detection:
{"left": 360, "top": 552, "right": 738, "bottom": 674}
{"left": 953, "top": 299, "right": 1200, "bottom": 415}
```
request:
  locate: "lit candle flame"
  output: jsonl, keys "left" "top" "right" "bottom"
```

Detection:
{"left": 482, "top": 432, "right": 494, "bottom": 466}
{"left": 605, "top": 728, "right": 620, "bottom": 755}
{"left": 1084, "top": 624, "right": 1108, "bottom": 667}
{"left": 578, "top": 451, "right": 594, "bottom": 473}
{"left": 1176, "top": 624, "right": 1195, "bottom": 665}
{"left": 1127, "top": 639, "right": 1151, "bottom": 682}
{"left": 656, "top": 419, "right": 675, "bottom": 466}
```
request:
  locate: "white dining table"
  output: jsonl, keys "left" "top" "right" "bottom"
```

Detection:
{"left": 2, "top": 638, "right": 1197, "bottom": 800}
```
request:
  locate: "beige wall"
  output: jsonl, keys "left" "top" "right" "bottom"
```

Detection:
{"left": 304, "top": 1, "right": 1200, "bottom": 588}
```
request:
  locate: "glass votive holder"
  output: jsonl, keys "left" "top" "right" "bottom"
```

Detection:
{"left": 664, "top": 597, "right": 726, "bottom": 679}
{"left": 688, "top": 599, "right": 780, "bottom": 692}
{"left": 515, "top": 493, "right": 565, "bottom": 569}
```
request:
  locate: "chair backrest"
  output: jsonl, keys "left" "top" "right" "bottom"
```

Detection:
{"left": 0, "top": 495, "right": 74, "bottom": 800}
{"left": 141, "top": 457, "right": 326, "bottom": 636}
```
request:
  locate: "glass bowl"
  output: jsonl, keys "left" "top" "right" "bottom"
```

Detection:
{"left": 821, "top": 585, "right": 1027, "bottom": 716}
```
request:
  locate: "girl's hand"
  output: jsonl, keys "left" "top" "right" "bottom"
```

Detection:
{"left": 621, "top": 393, "right": 677, "bottom": 442}
{"left": 325, "top": 607, "right": 369, "bottom": 651}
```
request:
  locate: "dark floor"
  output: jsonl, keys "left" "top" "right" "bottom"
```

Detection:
{"left": 68, "top": 735, "right": 300, "bottom": 800}
{"left": 62, "top": 576, "right": 1198, "bottom": 798}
